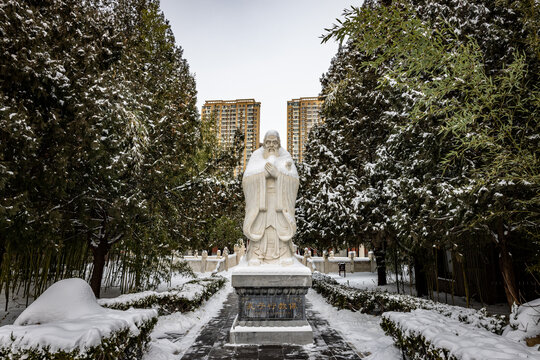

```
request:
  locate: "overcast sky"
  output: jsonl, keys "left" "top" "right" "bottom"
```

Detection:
{"left": 159, "top": 0, "right": 358, "bottom": 144}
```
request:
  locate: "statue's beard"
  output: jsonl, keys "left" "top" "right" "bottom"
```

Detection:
{"left": 263, "top": 147, "right": 277, "bottom": 158}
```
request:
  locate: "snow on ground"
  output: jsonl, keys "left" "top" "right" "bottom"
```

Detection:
{"left": 1, "top": 268, "right": 521, "bottom": 358}
{"left": 100, "top": 272, "right": 195, "bottom": 299}
{"left": 0, "top": 292, "right": 36, "bottom": 326}
{"left": 142, "top": 270, "right": 234, "bottom": 360}
{"left": 144, "top": 269, "right": 400, "bottom": 359}
{"left": 327, "top": 272, "right": 383, "bottom": 290}
{"left": 155, "top": 273, "right": 194, "bottom": 293}
{"left": 98, "top": 274, "right": 215, "bottom": 308}
{"left": 305, "top": 288, "right": 401, "bottom": 360}
{"left": 145, "top": 269, "right": 400, "bottom": 359}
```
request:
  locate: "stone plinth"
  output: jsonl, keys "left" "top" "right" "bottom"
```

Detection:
{"left": 229, "top": 262, "right": 313, "bottom": 345}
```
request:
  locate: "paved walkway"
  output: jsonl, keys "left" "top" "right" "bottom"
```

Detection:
{"left": 180, "top": 291, "right": 367, "bottom": 360}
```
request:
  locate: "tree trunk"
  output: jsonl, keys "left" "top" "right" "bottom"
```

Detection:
{"left": 413, "top": 252, "right": 428, "bottom": 297}
{"left": 90, "top": 239, "right": 110, "bottom": 298}
{"left": 374, "top": 241, "right": 387, "bottom": 286}
{"left": 394, "top": 245, "right": 400, "bottom": 294}
{"left": 461, "top": 259, "right": 470, "bottom": 308}
{"left": 496, "top": 221, "right": 520, "bottom": 307}
{"left": 0, "top": 239, "right": 5, "bottom": 279}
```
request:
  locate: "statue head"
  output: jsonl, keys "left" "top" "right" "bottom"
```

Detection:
{"left": 263, "top": 130, "right": 280, "bottom": 158}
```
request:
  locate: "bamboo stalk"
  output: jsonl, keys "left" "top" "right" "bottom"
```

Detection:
{"left": 409, "top": 257, "right": 413, "bottom": 295}
{"left": 461, "top": 257, "right": 470, "bottom": 308}
{"left": 434, "top": 247, "right": 439, "bottom": 303}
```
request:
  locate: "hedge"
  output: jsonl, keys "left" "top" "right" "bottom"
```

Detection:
{"left": 381, "top": 310, "right": 540, "bottom": 360}
{"left": 0, "top": 276, "right": 226, "bottom": 359}
{"left": 312, "top": 272, "right": 506, "bottom": 334}
{"left": 98, "top": 275, "right": 227, "bottom": 315}
{"left": 0, "top": 313, "right": 157, "bottom": 360}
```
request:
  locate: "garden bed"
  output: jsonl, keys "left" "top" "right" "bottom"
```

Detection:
{"left": 98, "top": 275, "right": 226, "bottom": 314}
{"left": 381, "top": 309, "right": 540, "bottom": 360}
{"left": 312, "top": 272, "right": 506, "bottom": 334}
{"left": 0, "top": 278, "right": 158, "bottom": 360}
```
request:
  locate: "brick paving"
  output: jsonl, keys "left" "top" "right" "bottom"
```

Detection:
{"left": 180, "top": 291, "right": 366, "bottom": 360}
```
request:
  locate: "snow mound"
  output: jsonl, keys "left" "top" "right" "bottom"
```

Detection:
{"left": 504, "top": 298, "right": 540, "bottom": 344}
{"left": 0, "top": 278, "right": 158, "bottom": 354}
{"left": 14, "top": 278, "right": 105, "bottom": 326}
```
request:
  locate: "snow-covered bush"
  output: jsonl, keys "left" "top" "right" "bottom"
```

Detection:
{"left": 312, "top": 271, "right": 339, "bottom": 285}
{"left": 0, "top": 278, "right": 158, "bottom": 360}
{"left": 504, "top": 298, "right": 540, "bottom": 346}
{"left": 381, "top": 310, "right": 540, "bottom": 360}
{"left": 312, "top": 272, "right": 506, "bottom": 334}
{"left": 98, "top": 276, "right": 226, "bottom": 314}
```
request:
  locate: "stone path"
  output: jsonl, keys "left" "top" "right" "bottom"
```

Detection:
{"left": 180, "top": 291, "right": 366, "bottom": 360}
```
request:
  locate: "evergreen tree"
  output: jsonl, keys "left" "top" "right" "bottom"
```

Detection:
{"left": 301, "top": 0, "right": 539, "bottom": 303}
{"left": 0, "top": 0, "right": 212, "bottom": 298}
{"left": 1, "top": 0, "right": 125, "bottom": 297}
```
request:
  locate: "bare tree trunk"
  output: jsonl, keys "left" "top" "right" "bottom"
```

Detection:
{"left": 0, "top": 238, "right": 5, "bottom": 283}
{"left": 90, "top": 239, "right": 110, "bottom": 298}
{"left": 434, "top": 247, "right": 439, "bottom": 302}
{"left": 496, "top": 221, "right": 520, "bottom": 307}
{"left": 461, "top": 259, "right": 470, "bottom": 308}
{"left": 374, "top": 236, "right": 387, "bottom": 286}
{"left": 413, "top": 252, "right": 428, "bottom": 297}
{"left": 394, "top": 245, "right": 400, "bottom": 294}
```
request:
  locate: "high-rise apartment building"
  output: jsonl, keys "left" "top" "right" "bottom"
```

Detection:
{"left": 201, "top": 99, "right": 261, "bottom": 172}
{"left": 286, "top": 97, "right": 324, "bottom": 163}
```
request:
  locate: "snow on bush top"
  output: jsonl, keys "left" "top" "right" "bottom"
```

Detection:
{"left": 312, "top": 271, "right": 507, "bottom": 333}
{"left": 14, "top": 278, "right": 105, "bottom": 326}
{"left": 504, "top": 298, "right": 540, "bottom": 344}
{"left": 384, "top": 309, "right": 540, "bottom": 360}
{"left": 0, "top": 278, "right": 157, "bottom": 353}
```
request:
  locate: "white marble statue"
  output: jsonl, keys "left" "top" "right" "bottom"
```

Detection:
{"left": 243, "top": 130, "right": 299, "bottom": 266}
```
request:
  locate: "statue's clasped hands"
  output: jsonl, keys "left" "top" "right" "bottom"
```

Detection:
{"left": 265, "top": 162, "right": 279, "bottom": 178}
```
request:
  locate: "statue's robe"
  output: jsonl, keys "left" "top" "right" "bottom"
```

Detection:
{"left": 243, "top": 147, "right": 299, "bottom": 263}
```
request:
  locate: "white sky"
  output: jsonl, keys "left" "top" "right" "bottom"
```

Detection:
{"left": 159, "top": 0, "right": 359, "bottom": 144}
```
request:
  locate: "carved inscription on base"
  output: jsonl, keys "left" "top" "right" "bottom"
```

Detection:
{"left": 236, "top": 287, "right": 308, "bottom": 320}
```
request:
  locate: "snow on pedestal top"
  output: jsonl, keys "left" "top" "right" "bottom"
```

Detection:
{"left": 232, "top": 256, "right": 311, "bottom": 276}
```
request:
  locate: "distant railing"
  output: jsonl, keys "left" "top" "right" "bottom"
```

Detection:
{"left": 296, "top": 251, "right": 376, "bottom": 274}
{"left": 174, "top": 245, "right": 246, "bottom": 273}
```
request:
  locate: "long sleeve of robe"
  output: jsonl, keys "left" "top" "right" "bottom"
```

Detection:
{"left": 243, "top": 171, "right": 299, "bottom": 242}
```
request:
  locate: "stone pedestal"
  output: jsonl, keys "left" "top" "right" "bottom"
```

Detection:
{"left": 229, "top": 262, "right": 313, "bottom": 345}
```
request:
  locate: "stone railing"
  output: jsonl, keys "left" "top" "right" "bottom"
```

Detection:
{"left": 177, "top": 246, "right": 376, "bottom": 274}
{"left": 176, "top": 244, "right": 246, "bottom": 273}
{"left": 296, "top": 250, "right": 376, "bottom": 274}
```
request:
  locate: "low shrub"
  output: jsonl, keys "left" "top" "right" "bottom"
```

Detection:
{"left": 0, "top": 313, "right": 157, "bottom": 360}
{"left": 381, "top": 313, "right": 457, "bottom": 360}
{"left": 381, "top": 310, "right": 539, "bottom": 360}
{"left": 98, "top": 275, "right": 227, "bottom": 315}
{"left": 312, "top": 271, "right": 506, "bottom": 334}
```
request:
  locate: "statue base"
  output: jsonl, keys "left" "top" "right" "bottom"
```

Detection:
{"left": 229, "top": 261, "right": 313, "bottom": 345}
